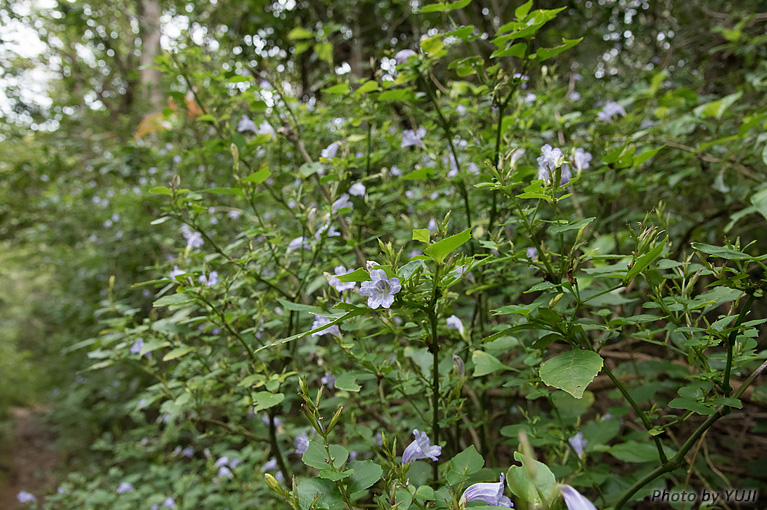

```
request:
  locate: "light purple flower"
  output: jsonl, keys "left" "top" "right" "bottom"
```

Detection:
{"left": 375, "top": 432, "right": 383, "bottom": 446}
{"left": 321, "top": 372, "right": 336, "bottom": 389}
{"left": 394, "top": 49, "right": 417, "bottom": 65}
{"left": 181, "top": 225, "right": 203, "bottom": 249}
{"left": 163, "top": 497, "right": 176, "bottom": 509}
{"left": 526, "top": 247, "right": 538, "bottom": 260}
{"left": 509, "top": 148, "right": 526, "bottom": 167}
{"left": 116, "top": 482, "right": 135, "bottom": 494}
{"left": 559, "top": 485, "right": 597, "bottom": 510}
{"left": 401, "top": 126, "right": 426, "bottom": 148}
{"left": 294, "top": 432, "right": 310, "bottom": 454}
{"left": 17, "top": 491, "right": 36, "bottom": 503}
{"left": 568, "top": 432, "right": 588, "bottom": 457}
{"left": 288, "top": 236, "right": 311, "bottom": 252}
{"left": 597, "top": 101, "right": 626, "bottom": 122}
{"left": 390, "top": 165, "right": 402, "bottom": 177}
{"left": 182, "top": 447, "right": 194, "bottom": 458}
{"left": 349, "top": 182, "right": 366, "bottom": 196}
{"left": 262, "top": 457, "right": 279, "bottom": 471}
{"left": 460, "top": 473, "right": 513, "bottom": 508}
{"left": 169, "top": 266, "right": 184, "bottom": 280}
{"left": 199, "top": 270, "right": 219, "bottom": 286}
{"left": 570, "top": 91, "right": 581, "bottom": 101}
{"left": 228, "top": 210, "right": 242, "bottom": 220}
{"left": 321, "top": 142, "right": 340, "bottom": 159}
{"left": 257, "top": 120, "right": 276, "bottom": 138}
{"left": 525, "top": 93, "right": 537, "bottom": 103}
{"left": 537, "top": 145, "right": 570, "bottom": 185}
{"left": 402, "top": 429, "right": 441, "bottom": 464}
{"left": 218, "top": 466, "right": 233, "bottom": 478}
{"left": 446, "top": 315, "right": 464, "bottom": 334}
{"left": 359, "top": 269, "right": 401, "bottom": 309}
{"left": 130, "top": 338, "right": 144, "bottom": 355}
{"left": 332, "top": 193, "right": 353, "bottom": 211}
{"left": 573, "top": 148, "right": 592, "bottom": 172}
{"left": 328, "top": 266, "right": 357, "bottom": 292}
{"left": 311, "top": 315, "right": 340, "bottom": 337}
{"left": 315, "top": 219, "right": 341, "bottom": 240}
{"left": 238, "top": 115, "right": 258, "bottom": 133}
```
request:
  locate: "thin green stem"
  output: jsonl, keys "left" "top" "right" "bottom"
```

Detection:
{"left": 723, "top": 293, "right": 755, "bottom": 396}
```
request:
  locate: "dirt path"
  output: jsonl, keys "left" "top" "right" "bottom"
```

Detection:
{"left": 0, "top": 407, "right": 59, "bottom": 509}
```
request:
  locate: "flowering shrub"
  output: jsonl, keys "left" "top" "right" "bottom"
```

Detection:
{"left": 3, "top": 0, "right": 767, "bottom": 509}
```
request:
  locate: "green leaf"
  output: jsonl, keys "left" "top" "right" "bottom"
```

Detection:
{"left": 314, "top": 42, "right": 333, "bottom": 64}
{"left": 691, "top": 242, "right": 757, "bottom": 261}
{"left": 506, "top": 452, "right": 557, "bottom": 506}
{"left": 668, "top": 397, "right": 716, "bottom": 415}
{"left": 319, "top": 469, "right": 353, "bottom": 481}
{"left": 491, "top": 42, "right": 526, "bottom": 59}
{"left": 419, "top": 0, "right": 471, "bottom": 13}
{"left": 288, "top": 27, "right": 313, "bottom": 40}
{"left": 402, "top": 167, "right": 432, "bottom": 180}
{"left": 252, "top": 391, "right": 285, "bottom": 412}
{"left": 515, "top": 0, "right": 533, "bottom": 19}
{"left": 296, "top": 479, "right": 343, "bottom": 510}
{"left": 419, "top": 34, "right": 444, "bottom": 56}
{"left": 347, "top": 460, "right": 383, "bottom": 492}
{"left": 154, "top": 293, "right": 195, "bottom": 307}
{"left": 148, "top": 186, "right": 172, "bottom": 195}
{"left": 162, "top": 346, "right": 194, "bottom": 361}
{"left": 472, "top": 351, "right": 511, "bottom": 377}
{"left": 335, "top": 268, "right": 370, "bottom": 283}
{"left": 632, "top": 146, "right": 663, "bottom": 166}
{"left": 334, "top": 373, "right": 361, "bottom": 392}
{"left": 625, "top": 236, "right": 667, "bottom": 283}
{"left": 302, "top": 441, "right": 349, "bottom": 470}
{"left": 243, "top": 167, "right": 271, "bottom": 184}
{"left": 539, "top": 350, "right": 603, "bottom": 399}
{"left": 609, "top": 441, "right": 675, "bottom": 462}
{"left": 424, "top": 228, "right": 471, "bottom": 263}
{"left": 446, "top": 446, "right": 484, "bottom": 485}
{"left": 549, "top": 217, "right": 595, "bottom": 234}
{"left": 323, "top": 83, "right": 350, "bottom": 95}
{"left": 412, "top": 228, "right": 431, "bottom": 244}
{"left": 534, "top": 37, "right": 582, "bottom": 61}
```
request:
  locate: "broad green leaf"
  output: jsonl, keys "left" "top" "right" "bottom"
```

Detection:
{"left": 148, "top": 186, "right": 172, "bottom": 195}
{"left": 539, "top": 350, "right": 603, "bottom": 399}
{"left": 691, "top": 242, "right": 758, "bottom": 261}
{"left": 424, "top": 228, "right": 471, "bottom": 263}
{"left": 154, "top": 293, "right": 195, "bottom": 307}
{"left": 252, "top": 391, "right": 285, "bottom": 412}
{"left": 243, "top": 167, "right": 271, "bottom": 184}
{"left": 515, "top": 0, "right": 533, "bottom": 19}
{"left": 420, "top": 34, "right": 444, "bottom": 56}
{"left": 334, "top": 373, "right": 361, "bottom": 392}
{"left": 534, "top": 37, "right": 582, "bottom": 61}
{"left": 347, "top": 460, "right": 383, "bottom": 492}
{"left": 296, "top": 479, "right": 343, "bottom": 510}
{"left": 412, "top": 228, "right": 431, "bottom": 244}
{"left": 314, "top": 42, "right": 333, "bottom": 64}
{"left": 287, "top": 27, "right": 313, "bottom": 40}
{"left": 419, "top": 0, "right": 471, "bottom": 13}
{"left": 302, "top": 441, "right": 349, "bottom": 470}
{"left": 335, "top": 268, "right": 370, "bottom": 282}
{"left": 162, "top": 346, "right": 194, "bottom": 361}
{"left": 319, "top": 469, "right": 353, "bottom": 481}
{"left": 472, "top": 351, "right": 511, "bottom": 377}
{"left": 506, "top": 452, "right": 557, "bottom": 506}
{"left": 446, "top": 446, "right": 484, "bottom": 485}
{"left": 609, "top": 441, "right": 675, "bottom": 463}
{"left": 323, "top": 83, "right": 350, "bottom": 95}
{"left": 491, "top": 42, "right": 526, "bottom": 59}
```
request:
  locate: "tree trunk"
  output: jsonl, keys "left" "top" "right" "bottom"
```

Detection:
{"left": 139, "top": 0, "right": 163, "bottom": 109}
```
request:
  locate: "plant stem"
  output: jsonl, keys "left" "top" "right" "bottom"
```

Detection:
{"left": 723, "top": 293, "right": 755, "bottom": 396}
{"left": 428, "top": 264, "right": 441, "bottom": 482}
{"left": 269, "top": 411, "right": 290, "bottom": 483}
{"left": 614, "top": 358, "right": 767, "bottom": 509}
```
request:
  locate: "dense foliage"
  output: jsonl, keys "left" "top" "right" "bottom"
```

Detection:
{"left": 2, "top": 0, "right": 767, "bottom": 509}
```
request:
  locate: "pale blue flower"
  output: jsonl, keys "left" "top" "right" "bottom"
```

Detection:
{"left": 460, "top": 473, "right": 513, "bottom": 508}
{"left": 570, "top": 91, "right": 581, "bottom": 101}
{"left": 526, "top": 247, "right": 538, "bottom": 260}
{"left": 568, "top": 432, "right": 587, "bottom": 457}
{"left": 199, "top": 270, "right": 219, "bottom": 286}
{"left": 218, "top": 466, "right": 233, "bottom": 478}
{"left": 294, "top": 432, "right": 310, "bottom": 454}
{"left": 238, "top": 115, "right": 258, "bottom": 133}
{"left": 359, "top": 269, "right": 401, "bottom": 309}
{"left": 315, "top": 219, "right": 341, "bottom": 240}
{"left": 446, "top": 315, "right": 464, "bottom": 334}
{"left": 257, "top": 120, "right": 276, "bottom": 139}
{"left": 228, "top": 210, "right": 242, "bottom": 220}
{"left": 394, "top": 49, "right": 417, "bottom": 65}
{"left": 559, "top": 485, "right": 597, "bottom": 510}
{"left": 390, "top": 165, "right": 402, "bottom": 176}
{"left": 182, "top": 447, "right": 194, "bottom": 458}
{"left": 130, "top": 338, "right": 144, "bottom": 355}
{"left": 163, "top": 497, "right": 176, "bottom": 509}
{"left": 288, "top": 236, "right": 311, "bottom": 252}
{"left": 17, "top": 491, "right": 36, "bottom": 503}
{"left": 311, "top": 315, "right": 340, "bottom": 337}
{"left": 537, "top": 145, "right": 570, "bottom": 185}
{"left": 573, "top": 148, "right": 593, "bottom": 172}
{"left": 262, "top": 457, "right": 279, "bottom": 471}
{"left": 321, "top": 372, "right": 336, "bottom": 389}
{"left": 181, "top": 225, "right": 203, "bottom": 249}
{"left": 328, "top": 266, "right": 357, "bottom": 292}
{"left": 375, "top": 432, "right": 383, "bottom": 446}
{"left": 597, "top": 101, "right": 626, "bottom": 122}
{"left": 525, "top": 93, "right": 537, "bottom": 103}
{"left": 402, "top": 429, "right": 441, "bottom": 464}
{"left": 117, "top": 482, "right": 135, "bottom": 494}
{"left": 401, "top": 126, "right": 426, "bottom": 148}
{"left": 349, "top": 182, "right": 366, "bottom": 196}
{"left": 332, "top": 193, "right": 353, "bottom": 211}
{"left": 321, "top": 142, "right": 340, "bottom": 159}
